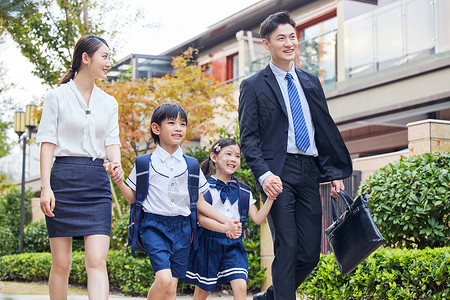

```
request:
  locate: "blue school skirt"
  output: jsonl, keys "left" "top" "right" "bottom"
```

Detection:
{"left": 183, "top": 230, "right": 248, "bottom": 291}
{"left": 46, "top": 156, "right": 112, "bottom": 239}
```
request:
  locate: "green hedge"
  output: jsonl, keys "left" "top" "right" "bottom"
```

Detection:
{"left": 0, "top": 249, "right": 152, "bottom": 295}
{"left": 2, "top": 247, "right": 448, "bottom": 298}
{"left": 358, "top": 151, "right": 450, "bottom": 249}
{"left": 299, "top": 247, "right": 450, "bottom": 300}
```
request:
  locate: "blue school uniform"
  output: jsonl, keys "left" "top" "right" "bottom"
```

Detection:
{"left": 183, "top": 176, "right": 256, "bottom": 291}
{"left": 126, "top": 145, "right": 208, "bottom": 278}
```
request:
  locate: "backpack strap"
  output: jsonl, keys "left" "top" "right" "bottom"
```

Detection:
{"left": 238, "top": 182, "right": 251, "bottom": 234}
{"left": 131, "top": 153, "right": 152, "bottom": 254}
{"left": 184, "top": 155, "right": 200, "bottom": 251}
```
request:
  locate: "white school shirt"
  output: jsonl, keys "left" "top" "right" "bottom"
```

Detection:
{"left": 36, "top": 79, "right": 121, "bottom": 160}
{"left": 207, "top": 176, "right": 256, "bottom": 221}
{"left": 125, "top": 145, "right": 209, "bottom": 217}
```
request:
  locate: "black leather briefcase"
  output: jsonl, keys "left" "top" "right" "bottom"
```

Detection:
{"left": 325, "top": 190, "right": 385, "bottom": 275}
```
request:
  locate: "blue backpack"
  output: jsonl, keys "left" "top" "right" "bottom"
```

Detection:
{"left": 128, "top": 153, "right": 201, "bottom": 254}
{"left": 203, "top": 180, "right": 251, "bottom": 235}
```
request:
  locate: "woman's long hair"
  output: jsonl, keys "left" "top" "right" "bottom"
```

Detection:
{"left": 58, "top": 35, "right": 109, "bottom": 86}
{"left": 201, "top": 138, "right": 240, "bottom": 179}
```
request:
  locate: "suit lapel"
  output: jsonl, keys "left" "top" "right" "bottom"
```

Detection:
{"left": 263, "top": 65, "right": 288, "bottom": 116}
{"left": 296, "top": 68, "right": 327, "bottom": 114}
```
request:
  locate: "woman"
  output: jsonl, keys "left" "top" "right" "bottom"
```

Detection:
{"left": 36, "top": 35, "right": 123, "bottom": 300}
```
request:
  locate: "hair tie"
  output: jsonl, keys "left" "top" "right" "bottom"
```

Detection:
{"left": 213, "top": 144, "right": 221, "bottom": 153}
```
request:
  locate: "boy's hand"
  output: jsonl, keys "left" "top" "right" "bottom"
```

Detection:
{"left": 225, "top": 220, "right": 242, "bottom": 239}
{"left": 104, "top": 162, "right": 124, "bottom": 184}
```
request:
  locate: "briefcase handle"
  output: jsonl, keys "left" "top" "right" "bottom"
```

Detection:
{"left": 330, "top": 190, "right": 354, "bottom": 222}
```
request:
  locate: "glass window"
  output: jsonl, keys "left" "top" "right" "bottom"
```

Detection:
{"left": 344, "top": 16, "right": 374, "bottom": 78}
{"left": 404, "top": 0, "right": 435, "bottom": 59}
{"left": 298, "top": 17, "right": 337, "bottom": 89}
{"left": 436, "top": 0, "right": 450, "bottom": 53}
{"left": 375, "top": 4, "right": 403, "bottom": 70}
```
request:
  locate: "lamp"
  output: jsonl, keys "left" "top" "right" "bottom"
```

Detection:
{"left": 14, "top": 110, "right": 25, "bottom": 137}
{"left": 25, "top": 103, "right": 38, "bottom": 130}
{"left": 13, "top": 104, "right": 38, "bottom": 253}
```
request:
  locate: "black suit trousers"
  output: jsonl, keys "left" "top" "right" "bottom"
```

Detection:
{"left": 263, "top": 154, "right": 322, "bottom": 300}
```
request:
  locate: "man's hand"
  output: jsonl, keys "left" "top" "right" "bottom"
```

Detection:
{"left": 262, "top": 174, "right": 283, "bottom": 199}
{"left": 330, "top": 180, "right": 345, "bottom": 198}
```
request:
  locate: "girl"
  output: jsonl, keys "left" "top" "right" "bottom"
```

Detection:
{"left": 183, "top": 138, "right": 278, "bottom": 300}
{"left": 36, "top": 35, "right": 122, "bottom": 300}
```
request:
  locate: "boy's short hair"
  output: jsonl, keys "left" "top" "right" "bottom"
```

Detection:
{"left": 260, "top": 11, "right": 296, "bottom": 41}
{"left": 150, "top": 103, "right": 188, "bottom": 144}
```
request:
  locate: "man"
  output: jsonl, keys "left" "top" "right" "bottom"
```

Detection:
{"left": 238, "top": 11, "right": 353, "bottom": 300}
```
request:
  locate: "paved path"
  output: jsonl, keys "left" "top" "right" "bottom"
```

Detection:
{"left": 0, "top": 294, "right": 252, "bottom": 299}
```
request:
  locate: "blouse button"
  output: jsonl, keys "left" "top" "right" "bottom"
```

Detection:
{"left": 227, "top": 209, "right": 230, "bottom": 212}
{"left": 171, "top": 199, "right": 174, "bottom": 202}
{"left": 170, "top": 168, "right": 173, "bottom": 171}
{"left": 171, "top": 183, "right": 174, "bottom": 186}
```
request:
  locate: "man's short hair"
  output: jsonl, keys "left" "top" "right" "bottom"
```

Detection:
{"left": 260, "top": 11, "right": 296, "bottom": 41}
{"left": 150, "top": 103, "right": 188, "bottom": 144}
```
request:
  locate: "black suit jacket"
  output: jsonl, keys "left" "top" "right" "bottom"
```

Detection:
{"left": 238, "top": 65, "right": 352, "bottom": 187}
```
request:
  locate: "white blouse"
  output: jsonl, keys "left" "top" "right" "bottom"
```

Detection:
{"left": 207, "top": 176, "right": 256, "bottom": 221}
{"left": 36, "top": 79, "right": 121, "bottom": 160}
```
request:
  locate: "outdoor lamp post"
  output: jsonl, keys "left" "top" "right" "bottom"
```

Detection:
{"left": 14, "top": 104, "right": 37, "bottom": 253}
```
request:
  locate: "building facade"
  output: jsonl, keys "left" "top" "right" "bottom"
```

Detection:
{"left": 162, "top": 0, "right": 450, "bottom": 158}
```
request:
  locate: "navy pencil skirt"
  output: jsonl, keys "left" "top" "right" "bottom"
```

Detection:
{"left": 46, "top": 156, "right": 112, "bottom": 239}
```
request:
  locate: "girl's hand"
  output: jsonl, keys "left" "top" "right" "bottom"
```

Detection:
{"left": 225, "top": 220, "right": 242, "bottom": 239}
{"left": 40, "top": 187, "right": 55, "bottom": 217}
{"left": 104, "top": 162, "right": 124, "bottom": 184}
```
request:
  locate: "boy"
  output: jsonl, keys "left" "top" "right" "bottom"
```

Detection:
{"left": 106, "top": 103, "right": 241, "bottom": 300}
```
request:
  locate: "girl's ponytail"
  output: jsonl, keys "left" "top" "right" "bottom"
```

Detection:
{"left": 200, "top": 157, "right": 212, "bottom": 179}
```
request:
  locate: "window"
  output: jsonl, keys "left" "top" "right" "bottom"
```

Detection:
{"left": 296, "top": 11, "right": 337, "bottom": 90}
{"left": 226, "top": 53, "right": 239, "bottom": 82}
{"left": 208, "top": 51, "right": 239, "bottom": 83}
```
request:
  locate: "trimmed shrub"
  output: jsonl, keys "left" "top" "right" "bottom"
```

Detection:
{"left": 358, "top": 151, "right": 450, "bottom": 249}
{"left": 110, "top": 213, "right": 129, "bottom": 250}
{"left": 0, "top": 249, "right": 152, "bottom": 295}
{"left": 0, "top": 186, "right": 34, "bottom": 256}
{"left": 23, "top": 219, "right": 50, "bottom": 253}
{"left": 22, "top": 219, "right": 84, "bottom": 253}
{"left": 2, "top": 247, "right": 448, "bottom": 298}
{"left": 299, "top": 247, "right": 450, "bottom": 300}
{"left": 0, "top": 226, "right": 17, "bottom": 256}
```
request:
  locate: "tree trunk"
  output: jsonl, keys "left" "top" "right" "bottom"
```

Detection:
{"left": 82, "top": 0, "right": 89, "bottom": 33}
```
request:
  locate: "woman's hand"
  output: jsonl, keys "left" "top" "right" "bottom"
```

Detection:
{"left": 40, "top": 187, "right": 55, "bottom": 217}
{"left": 104, "top": 162, "right": 124, "bottom": 184}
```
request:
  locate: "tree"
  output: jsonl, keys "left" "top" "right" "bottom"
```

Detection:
{"left": 0, "top": 0, "right": 142, "bottom": 87}
{"left": 98, "top": 48, "right": 237, "bottom": 172}
{"left": 0, "top": 60, "right": 14, "bottom": 158}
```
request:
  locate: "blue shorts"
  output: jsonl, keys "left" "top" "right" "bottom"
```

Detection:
{"left": 183, "top": 230, "right": 248, "bottom": 291}
{"left": 139, "top": 213, "right": 192, "bottom": 278}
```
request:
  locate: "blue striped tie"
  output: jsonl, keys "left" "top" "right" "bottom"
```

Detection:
{"left": 286, "top": 73, "right": 310, "bottom": 152}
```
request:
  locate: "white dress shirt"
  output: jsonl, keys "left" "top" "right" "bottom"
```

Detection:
{"left": 270, "top": 62, "right": 318, "bottom": 157}
{"left": 36, "top": 79, "right": 121, "bottom": 160}
{"left": 207, "top": 176, "right": 256, "bottom": 221}
{"left": 258, "top": 63, "right": 319, "bottom": 186}
{"left": 126, "top": 145, "right": 209, "bottom": 217}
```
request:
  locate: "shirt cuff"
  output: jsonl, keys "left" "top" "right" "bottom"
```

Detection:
{"left": 258, "top": 171, "right": 273, "bottom": 186}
